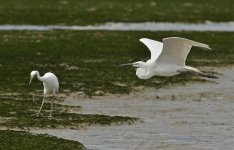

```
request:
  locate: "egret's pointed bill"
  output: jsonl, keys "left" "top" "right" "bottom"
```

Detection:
{"left": 119, "top": 63, "right": 134, "bottom": 67}
{"left": 29, "top": 77, "right": 33, "bottom": 84}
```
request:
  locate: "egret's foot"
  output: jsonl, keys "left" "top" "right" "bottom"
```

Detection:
{"left": 48, "top": 114, "right": 53, "bottom": 119}
{"left": 36, "top": 112, "right": 44, "bottom": 117}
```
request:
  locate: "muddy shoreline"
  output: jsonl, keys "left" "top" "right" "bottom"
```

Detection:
{"left": 31, "top": 66, "right": 234, "bottom": 149}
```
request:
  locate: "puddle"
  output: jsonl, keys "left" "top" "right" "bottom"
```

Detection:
{"left": 31, "top": 66, "right": 234, "bottom": 150}
{"left": 0, "top": 22, "right": 234, "bottom": 32}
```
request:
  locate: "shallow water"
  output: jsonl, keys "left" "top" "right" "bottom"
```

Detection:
{"left": 32, "top": 66, "right": 234, "bottom": 150}
{"left": 1, "top": 22, "right": 234, "bottom": 31}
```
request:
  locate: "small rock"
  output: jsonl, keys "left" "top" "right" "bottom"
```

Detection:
{"left": 193, "top": 99, "right": 201, "bottom": 102}
{"left": 200, "top": 97, "right": 208, "bottom": 101}
{"left": 172, "top": 94, "right": 176, "bottom": 101}
{"left": 155, "top": 95, "right": 160, "bottom": 99}
{"left": 216, "top": 96, "right": 224, "bottom": 100}
{"left": 76, "top": 91, "right": 84, "bottom": 95}
{"left": 94, "top": 90, "right": 104, "bottom": 95}
{"left": 63, "top": 89, "right": 71, "bottom": 92}
{"left": 67, "top": 66, "right": 79, "bottom": 70}
{"left": 9, "top": 112, "right": 16, "bottom": 115}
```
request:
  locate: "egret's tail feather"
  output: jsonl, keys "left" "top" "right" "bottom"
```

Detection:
{"left": 178, "top": 66, "right": 218, "bottom": 79}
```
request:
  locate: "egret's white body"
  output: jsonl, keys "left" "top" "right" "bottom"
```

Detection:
{"left": 29, "top": 70, "right": 59, "bottom": 117}
{"left": 121, "top": 37, "right": 217, "bottom": 79}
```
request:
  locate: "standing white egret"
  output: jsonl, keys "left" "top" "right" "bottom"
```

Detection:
{"left": 120, "top": 37, "right": 218, "bottom": 79}
{"left": 29, "top": 70, "right": 59, "bottom": 117}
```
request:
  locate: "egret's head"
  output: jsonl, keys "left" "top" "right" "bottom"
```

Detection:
{"left": 119, "top": 61, "right": 145, "bottom": 68}
{"left": 29, "top": 70, "right": 39, "bottom": 84}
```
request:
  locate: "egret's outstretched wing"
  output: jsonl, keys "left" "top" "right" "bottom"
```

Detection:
{"left": 140, "top": 38, "right": 163, "bottom": 61}
{"left": 157, "top": 37, "right": 210, "bottom": 66}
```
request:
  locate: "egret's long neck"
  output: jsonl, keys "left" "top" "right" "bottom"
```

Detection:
{"left": 36, "top": 73, "right": 44, "bottom": 82}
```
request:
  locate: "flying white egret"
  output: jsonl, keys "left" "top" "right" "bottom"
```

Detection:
{"left": 120, "top": 37, "right": 218, "bottom": 79}
{"left": 29, "top": 70, "right": 59, "bottom": 117}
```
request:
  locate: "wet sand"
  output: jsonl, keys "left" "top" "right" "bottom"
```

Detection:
{"left": 32, "top": 67, "right": 234, "bottom": 150}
